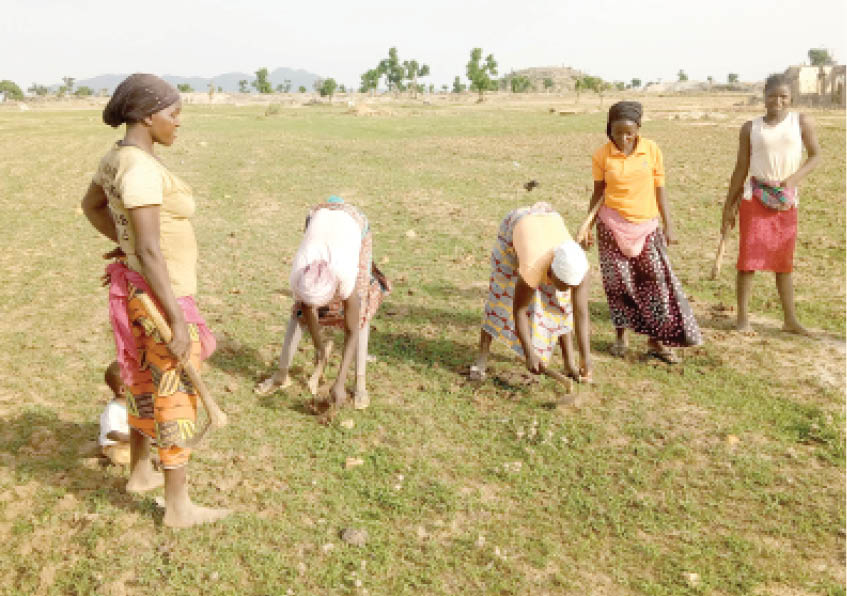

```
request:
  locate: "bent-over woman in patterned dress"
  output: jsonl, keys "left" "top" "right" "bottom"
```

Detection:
{"left": 255, "top": 197, "right": 390, "bottom": 410}
{"left": 470, "top": 201, "right": 592, "bottom": 382}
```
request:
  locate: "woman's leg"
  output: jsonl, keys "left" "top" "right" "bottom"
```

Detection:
{"left": 557, "top": 332, "right": 578, "bottom": 377}
{"left": 354, "top": 322, "right": 370, "bottom": 409}
{"left": 255, "top": 315, "right": 303, "bottom": 394}
{"left": 776, "top": 272, "right": 807, "bottom": 334}
{"left": 736, "top": 270, "right": 754, "bottom": 331}
{"left": 611, "top": 327, "right": 628, "bottom": 356}
{"left": 470, "top": 330, "right": 492, "bottom": 380}
{"left": 126, "top": 428, "right": 163, "bottom": 493}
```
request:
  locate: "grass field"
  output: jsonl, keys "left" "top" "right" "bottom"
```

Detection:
{"left": 0, "top": 95, "right": 844, "bottom": 595}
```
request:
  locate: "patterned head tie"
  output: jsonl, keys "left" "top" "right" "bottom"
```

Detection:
{"left": 103, "top": 73, "right": 180, "bottom": 128}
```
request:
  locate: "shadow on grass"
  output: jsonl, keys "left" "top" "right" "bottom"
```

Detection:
{"left": 208, "top": 330, "right": 267, "bottom": 380}
{"left": 0, "top": 407, "right": 163, "bottom": 521}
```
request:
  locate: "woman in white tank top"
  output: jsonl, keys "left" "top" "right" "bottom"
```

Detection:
{"left": 721, "top": 74, "right": 821, "bottom": 334}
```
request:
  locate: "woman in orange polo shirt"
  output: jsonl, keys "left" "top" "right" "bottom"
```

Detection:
{"left": 583, "top": 101, "right": 701, "bottom": 363}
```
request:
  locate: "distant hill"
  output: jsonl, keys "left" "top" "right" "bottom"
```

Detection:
{"left": 53, "top": 67, "right": 324, "bottom": 94}
{"left": 504, "top": 66, "right": 585, "bottom": 91}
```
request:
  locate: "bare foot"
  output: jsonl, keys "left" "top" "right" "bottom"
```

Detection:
{"left": 353, "top": 390, "right": 370, "bottom": 410}
{"left": 254, "top": 374, "right": 292, "bottom": 395}
{"left": 735, "top": 319, "right": 753, "bottom": 333}
{"left": 782, "top": 321, "right": 811, "bottom": 336}
{"left": 164, "top": 503, "right": 232, "bottom": 529}
{"left": 126, "top": 469, "right": 164, "bottom": 493}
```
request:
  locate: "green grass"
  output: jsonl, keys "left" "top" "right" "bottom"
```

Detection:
{"left": 0, "top": 99, "right": 843, "bottom": 595}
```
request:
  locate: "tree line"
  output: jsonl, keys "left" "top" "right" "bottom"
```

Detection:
{"left": 1, "top": 48, "right": 836, "bottom": 102}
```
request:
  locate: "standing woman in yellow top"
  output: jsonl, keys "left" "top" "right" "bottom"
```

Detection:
{"left": 583, "top": 101, "right": 701, "bottom": 362}
{"left": 81, "top": 74, "right": 230, "bottom": 528}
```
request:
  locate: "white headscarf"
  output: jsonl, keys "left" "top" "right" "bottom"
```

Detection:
{"left": 290, "top": 239, "right": 338, "bottom": 306}
{"left": 551, "top": 240, "right": 588, "bottom": 287}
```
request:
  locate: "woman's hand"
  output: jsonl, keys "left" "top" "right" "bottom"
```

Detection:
{"left": 721, "top": 202, "right": 737, "bottom": 233}
{"left": 100, "top": 246, "right": 126, "bottom": 287}
{"left": 526, "top": 349, "right": 545, "bottom": 375}
{"left": 663, "top": 224, "right": 676, "bottom": 245}
{"left": 780, "top": 176, "right": 798, "bottom": 192}
{"left": 168, "top": 319, "right": 191, "bottom": 363}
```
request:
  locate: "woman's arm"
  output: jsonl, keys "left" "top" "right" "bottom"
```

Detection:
{"left": 513, "top": 277, "right": 542, "bottom": 374}
{"left": 81, "top": 182, "right": 118, "bottom": 243}
{"left": 655, "top": 186, "right": 675, "bottom": 244}
{"left": 570, "top": 270, "right": 592, "bottom": 376}
{"left": 782, "top": 113, "right": 821, "bottom": 189}
{"left": 127, "top": 205, "right": 191, "bottom": 361}
{"left": 722, "top": 121, "right": 752, "bottom": 233}
{"left": 331, "top": 294, "right": 361, "bottom": 404}
{"left": 581, "top": 181, "right": 606, "bottom": 249}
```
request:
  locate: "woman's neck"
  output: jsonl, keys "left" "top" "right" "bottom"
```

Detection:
{"left": 121, "top": 125, "right": 154, "bottom": 155}
{"left": 763, "top": 110, "right": 789, "bottom": 126}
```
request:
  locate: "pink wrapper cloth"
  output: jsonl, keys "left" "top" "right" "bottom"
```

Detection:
{"left": 106, "top": 262, "right": 216, "bottom": 386}
{"left": 597, "top": 205, "right": 659, "bottom": 258}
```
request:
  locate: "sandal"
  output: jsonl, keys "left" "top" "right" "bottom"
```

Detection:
{"left": 469, "top": 364, "right": 487, "bottom": 381}
{"left": 609, "top": 343, "right": 628, "bottom": 358}
{"left": 254, "top": 375, "right": 292, "bottom": 396}
{"left": 646, "top": 346, "right": 680, "bottom": 365}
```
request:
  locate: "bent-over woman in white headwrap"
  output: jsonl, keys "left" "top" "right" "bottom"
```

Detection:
{"left": 256, "top": 197, "right": 389, "bottom": 409}
{"left": 470, "top": 201, "right": 592, "bottom": 382}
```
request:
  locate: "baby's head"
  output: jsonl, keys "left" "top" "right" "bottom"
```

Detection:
{"left": 104, "top": 361, "right": 125, "bottom": 400}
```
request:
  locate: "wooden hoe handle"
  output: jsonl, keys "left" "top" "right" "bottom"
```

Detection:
{"left": 137, "top": 293, "right": 228, "bottom": 443}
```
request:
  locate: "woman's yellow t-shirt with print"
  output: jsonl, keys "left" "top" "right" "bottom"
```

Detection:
{"left": 94, "top": 145, "right": 198, "bottom": 297}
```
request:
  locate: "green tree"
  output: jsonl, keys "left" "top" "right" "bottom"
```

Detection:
{"left": 0, "top": 80, "right": 23, "bottom": 100}
{"left": 403, "top": 59, "right": 430, "bottom": 98}
{"left": 99, "top": 88, "right": 109, "bottom": 97}
{"left": 339, "top": 84, "right": 346, "bottom": 93}
{"left": 283, "top": 79, "right": 292, "bottom": 93}
{"left": 252, "top": 67, "right": 272, "bottom": 93}
{"left": 543, "top": 77, "right": 554, "bottom": 92}
{"left": 62, "top": 76, "right": 75, "bottom": 94}
{"left": 27, "top": 83, "right": 49, "bottom": 96}
{"left": 727, "top": 73, "right": 739, "bottom": 84}
{"left": 631, "top": 78, "right": 641, "bottom": 88}
{"left": 359, "top": 68, "right": 380, "bottom": 95}
{"left": 615, "top": 81, "right": 625, "bottom": 91}
{"left": 808, "top": 48, "right": 834, "bottom": 66}
{"left": 238, "top": 80, "right": 249, "bottom": 93}
{"left": 217, "top": 86, "right": 223, "bottom": 93}
{"left": 378, "top": 47, "right": 406, "bottom": 92}
{"left": 452, "top": 76, "right": 466, "bottom": 94}
{"left": 595, "top": 81, "right": 612, "bottom": 107}
{"left": 318, "top": 78, "right": 337, "bottom": 102}
{"left": 707, "top": 75, "right": 713, "bottom": 85}
{"left": 74, "top": 86, "right": 93, "bottom": 96}
{"left": 677, "top": 69, "right": 688, "bottom": 82}
{"left": 574, "top": 78, "right": 583, "bottom": 103}
{"left": 466, "top": 47, "right": 498, "bottom": 101}
{"left": 510, "top": 75, "right": 531, "bottom": 93}
{"left": 298, "top": 85, "right": 306, "bottom": 93}
{"left": 441, "top": 84, "right": 449, "bottom": 93}
{"left": 176, "top": 83, "right": 194, "bottom": 92}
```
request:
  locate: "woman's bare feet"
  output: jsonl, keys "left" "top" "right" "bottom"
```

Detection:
{"left": 782, "top": 320, "right": 810, "bottom": 336}
{"left": 254, "top": 372, "right": 292, "bottom": 395}
{"left": 126, "top": 462, "right": 164, "bottom": 493}
{"left": 164, "top": 501, "right": 232, "bottom": 529}
{"left": 735, "top": 317, "right": 753, "bottom": 332}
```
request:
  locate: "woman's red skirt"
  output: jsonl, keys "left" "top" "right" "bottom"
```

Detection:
{"left": 737, "top": 197, "right": 797, "bottom": 273}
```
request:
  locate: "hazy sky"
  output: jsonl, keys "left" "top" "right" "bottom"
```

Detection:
{"left": 4, "top": 0, "right": 846, "bottom": 89}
